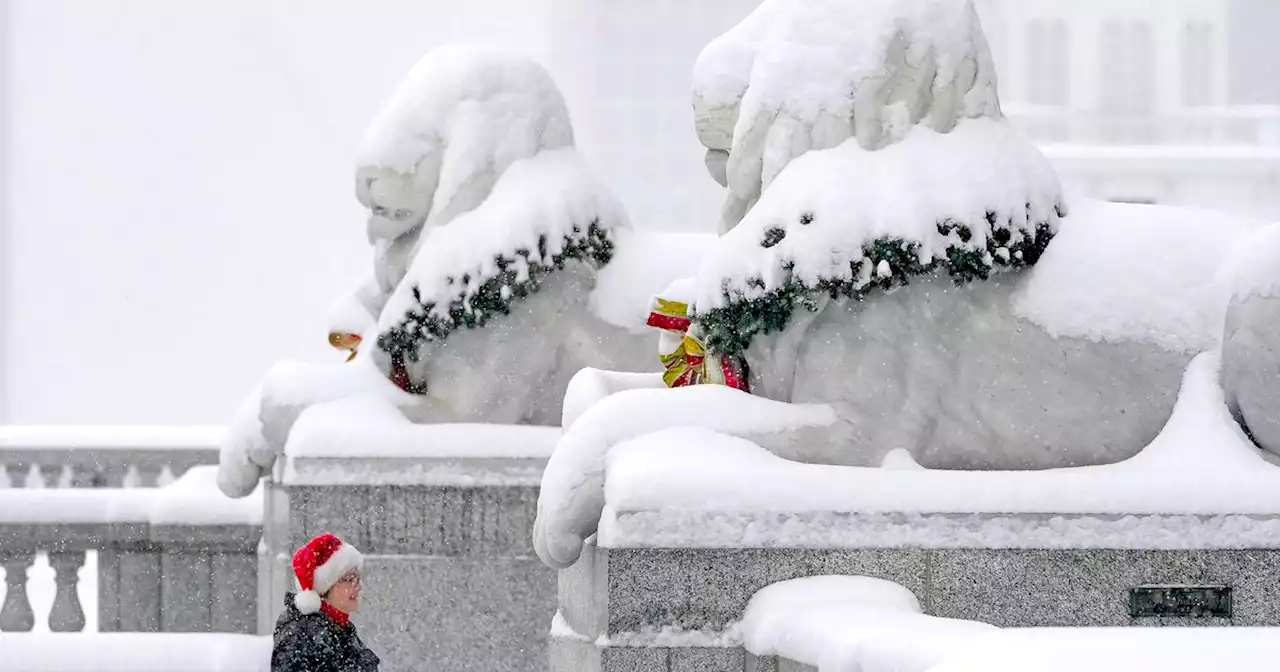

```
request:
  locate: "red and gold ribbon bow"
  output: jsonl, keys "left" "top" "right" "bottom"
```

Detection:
{"left": 646, "top": 297, "right": 748, "bottom": 392}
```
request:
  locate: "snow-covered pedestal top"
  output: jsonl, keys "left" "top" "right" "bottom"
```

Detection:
{"left": 589, "top": 354, "right": 1280, "bottom": 551}
{"left": 280, "top": 397, "right": 558, "bottom": 488}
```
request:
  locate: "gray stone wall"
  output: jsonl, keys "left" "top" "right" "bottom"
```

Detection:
{"left": 99, "top": 524, "right": 259, "bottom": 633}
{"left": 281, "top": 456, "right": 556, "bottom": 672}
{"left": 570, "top": 544, "right": 1280, "bottom": 632}
{"left": 553, "top": 540, "right": 1280, "bottom": 671}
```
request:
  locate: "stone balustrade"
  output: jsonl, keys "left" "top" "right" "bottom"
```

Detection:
{"left": 0, "top": 425, "right": 221, "bottom": 489}
{"left": 1, "top": 425, "right": 261, "bottom": 638}
{"left": 0, "top": 518, "right": 259, "bottom": 633}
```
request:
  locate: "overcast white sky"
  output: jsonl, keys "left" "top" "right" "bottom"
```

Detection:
{"left": 0, "top": 0, "right": 752, "bottom": 425}
{"left": 1, "top": 0, "right": 1277, "bottom": 426}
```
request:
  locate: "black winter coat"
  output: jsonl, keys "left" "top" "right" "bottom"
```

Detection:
{"left": 272, "top": 593, "right": 380, "bottom": 672}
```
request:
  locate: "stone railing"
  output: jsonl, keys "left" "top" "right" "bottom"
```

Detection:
{"left": 0, "top": 517, "right": 259, "bottom": 633}
{"left": 0, "top": 425, "right": 222, "bottom": 488}
{"left": 1004, "top": 104, "right": 1280, "bottom": 146}
{"left": 0, "top": 427, "right": 261, "bottom": 635}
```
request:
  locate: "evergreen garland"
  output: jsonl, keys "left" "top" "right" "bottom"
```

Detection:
{"left": 376, "top": 220, "right": 614, "bottom": 392}
{"left": 695, "top": 206, "right": 1059, "bottom": 357}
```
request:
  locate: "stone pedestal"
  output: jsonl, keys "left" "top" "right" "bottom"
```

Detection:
{"left": 551, "top": 513, "right": 1280, "bottom": 671}
{"left": 275, "top": 450, "right": 556, "bottom": 672}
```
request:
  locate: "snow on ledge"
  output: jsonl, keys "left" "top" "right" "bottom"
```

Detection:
{"left": 1, "top": 425, "right": 223, "bottom": 451}
{"left": 149, "top": 466, "right": 263, "bottom": 526}
{"left": 0, "top": 466, "right": 262, "bottom": 526}
{"left": 741, "top": 577, "right": 993, "bottom": 671}
{"left": 594, "top": 353, "right": 1280, "bottom": 549}
{"left": 283, "top": 454, "right": 549, "bottom": 488}
{"left": 930, "top": 628, "right": 1280, "bottom": 672}
{"left": 600, "top": 510, "right": 1280, "bottom": 550}
{"left": 0, "top": 633, "right": 271, "bottom": 672}
{"left": 279, "top": 395, "right": 557, "bottom": 487}
{"left": 284, "top": 395, "right": 560, "bottom": 460}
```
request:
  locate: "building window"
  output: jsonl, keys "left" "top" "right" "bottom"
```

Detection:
{"left": 1182, "top": 22, "right": 1214, "bottom": 107}
{"left": 1098, "top": 20, "right": 1154, "bottom": 142}
{"left": 1027, "top": 19, "right": 1070, "bottom": 106}
{"left": 1099, "top": 20, "right": 1154, "bottom": 115}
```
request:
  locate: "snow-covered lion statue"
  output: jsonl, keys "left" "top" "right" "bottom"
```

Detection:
{"left": 216, "top": 46, "right": 709, "bottom": 498}
{"left": 530, "top": 0, "right": 1280, "bottom": 569}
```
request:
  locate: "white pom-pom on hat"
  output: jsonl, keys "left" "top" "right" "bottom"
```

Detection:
{"left": 294, "top": 589, "right": 322, "bottom": 615}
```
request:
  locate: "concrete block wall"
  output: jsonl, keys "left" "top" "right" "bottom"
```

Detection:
{"left": 279, "top": 454, "right": 556, "bottom": 672}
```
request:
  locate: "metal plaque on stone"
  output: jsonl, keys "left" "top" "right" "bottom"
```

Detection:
{"left": 1129, "top": 585, "right": 1232, "bottom": 618}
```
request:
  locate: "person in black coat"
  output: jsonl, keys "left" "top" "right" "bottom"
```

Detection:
{"left": 272, "top": 533, "right": 380, "bottom": 672}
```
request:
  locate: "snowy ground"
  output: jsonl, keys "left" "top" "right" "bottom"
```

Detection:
{"left": 0, "top": 632, "right": 271, "bottom": 671}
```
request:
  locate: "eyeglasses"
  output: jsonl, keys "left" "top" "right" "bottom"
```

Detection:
{"left": 337, "top": 572, "right": 362, "bottom": 587}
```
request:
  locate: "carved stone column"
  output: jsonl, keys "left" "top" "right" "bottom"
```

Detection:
{"left": 47, "top": 551, "right": 87, "bottom": 631}
{"left": 0, "top": 552, "right": 35, "bottom": 632}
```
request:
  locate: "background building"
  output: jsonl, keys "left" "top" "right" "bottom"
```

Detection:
{"left": 978, "top": 0, "right": 1280, "bottom": 216}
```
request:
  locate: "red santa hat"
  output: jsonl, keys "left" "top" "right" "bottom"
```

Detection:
{"left": 292, "top": 533, "right": 364, "bottom": 615}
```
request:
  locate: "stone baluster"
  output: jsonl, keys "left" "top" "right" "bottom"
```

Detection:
{"left": 94, "top": 463, "right": 131, "bottom": 488}
{"left": 39, "top": 463, "right": 64, "bottom": 488}
{"left": 2, "top": 464, "right": 20, "bottom": 488}
{"left": 70, "top": 462, "right": 102, "bottom": 488}
{"left": 0, "top": 552, "right": 35, "bottom": 632}
{"left": 48, "top": 551, "right": 87, "bottom": 632}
